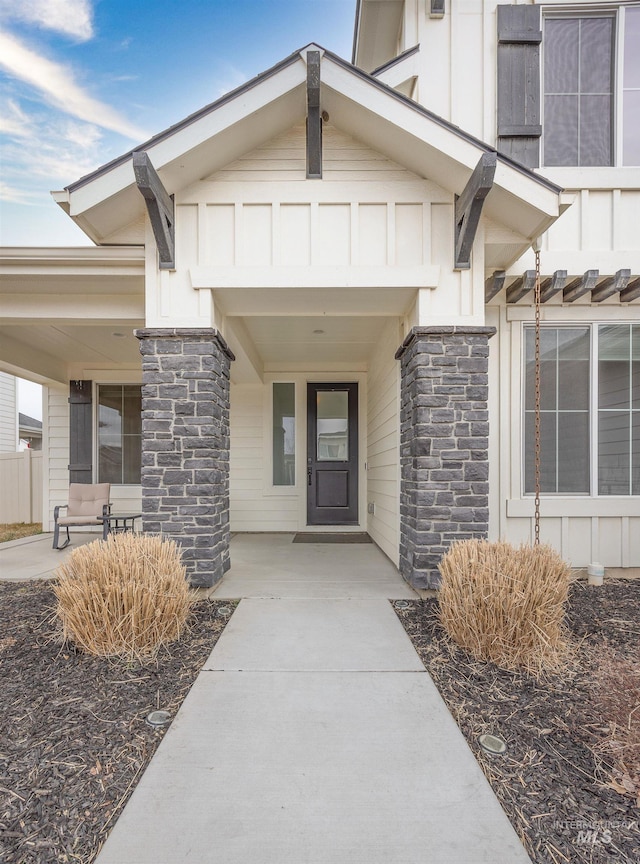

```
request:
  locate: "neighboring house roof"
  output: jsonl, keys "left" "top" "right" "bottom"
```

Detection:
{"left": 18, "top": 413, "right": 42, "bottom": 436}
{"left": 53, "top": 44, "right": 566, "bottom": 266}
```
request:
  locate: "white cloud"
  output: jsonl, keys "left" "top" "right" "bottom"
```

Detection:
{"left": 1, "top": 117, "right": 105, "bottom": 188}
{"left": 0, "top": 0, "right": 94, "bottom": 41}
{"left": 0, "top": 181, "right": 35, "bottom": 204}
{"left": 0, "top": 99, "right": 33, "bottom": 137}
{"left": 0, "top": 30, "right": 149, "bottom": 140}
{"left": 0, "top": 106, "right": 113, "bottom": 205}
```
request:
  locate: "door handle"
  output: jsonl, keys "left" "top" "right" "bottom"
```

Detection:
{"left": 308, "top": 467, "right": 312, "bottom": 486}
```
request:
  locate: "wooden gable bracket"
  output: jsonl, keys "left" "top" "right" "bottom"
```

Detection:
{"left": 306, "top": 50, "right": 322, "bottom": 179}
{"left": 506, "top": 270, "right": 536, "bottom": 304}
{"left": 591, "top": 269, "right": 631, "bottom": 302}
{"left": 132, "top": 151, "right": 175, "bottom": 270}
{"left": 454, "top": 152, "right": 496, "bottom": 269}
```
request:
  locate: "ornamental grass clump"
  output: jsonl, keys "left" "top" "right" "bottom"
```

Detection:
{"left": 53, "top": 533, "right": 192, "bottom": 660}
{"left": 437, "top": 539, "right": 572, "bottom": 674}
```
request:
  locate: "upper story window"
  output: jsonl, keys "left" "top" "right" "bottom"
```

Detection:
{"left": 543, "top": 6, "right": 640, "bottom": 167}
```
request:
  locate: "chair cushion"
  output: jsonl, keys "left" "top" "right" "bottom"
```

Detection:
{"left": 57, "top": 515, "right": 104, "bottom": 526}
{"left": 66, "top": 483, "right": 110, "bottom": 517}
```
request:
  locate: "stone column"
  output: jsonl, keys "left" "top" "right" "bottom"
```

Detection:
{"left": 395, "top": 326, "right": 496, "bottom": 589}
{"left": 135, "top": 328, "right": 235, "bottom": 588}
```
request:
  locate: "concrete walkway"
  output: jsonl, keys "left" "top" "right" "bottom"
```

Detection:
{"left": 95, "top": 534, "right": 531, "bottom": 864}
{"left": 0, "top": 532, "right": 98, "bottom": 580}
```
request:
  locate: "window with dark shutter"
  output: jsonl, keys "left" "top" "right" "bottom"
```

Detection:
{"left": 497, "top": 4, "right": 542, "bottom": 169}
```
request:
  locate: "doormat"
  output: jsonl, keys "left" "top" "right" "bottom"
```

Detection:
{"left": 293, "top": 533, "right": 371, "bottom": 544}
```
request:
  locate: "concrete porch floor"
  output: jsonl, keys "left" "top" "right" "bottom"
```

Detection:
{"left": 0, "top": 531, "right": 98, "bottom": 581}
{"left": 212, "top": 532, "right": 418, "bottom": 599}
{"left": 0, "top": 531, "right": 417, "bottom": 598}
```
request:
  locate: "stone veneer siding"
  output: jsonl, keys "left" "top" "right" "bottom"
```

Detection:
{"left": 135, "top": 328, "right": 235, "bottom": 588}
{"left": 395, "top": 326, "right": 496, "bottom": 589}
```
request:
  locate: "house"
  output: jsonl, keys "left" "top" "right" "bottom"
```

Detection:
{"left": 18, "top": 413, "right": 42, "bottom": 451}
{"left": 0, "top": 1, "right": 638, "bottom": 587}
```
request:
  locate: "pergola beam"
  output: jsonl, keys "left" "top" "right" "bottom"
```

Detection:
{"left": 563, "top": 269, "right": 599, "bottom": 303}
{"left": 539, "top": 270, "right": 567, "bottom": 303}
{"left": 485, "top": 270, "right": 506, "bottom": 302}
{"left": 306, "top": 51, "right": 322, "bottom": 179}
{"left": 454, "top": 152, "right": 496, "bottom": 269}
{"left": 132, "top": 151, "right": 175, "bottom": 270}
{"left": 506, "top": 270, "right": 536, "bottom": 303}
{"left": 620, "top": 277, "right": 640, "bottom": 303}
{"left": 591, "top": 269, "right": 631, "bottom": 302}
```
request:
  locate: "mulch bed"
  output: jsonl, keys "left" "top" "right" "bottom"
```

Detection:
{"left": 2, "top": 578, "right": 638, "bottom": 864}
{"left": 0, "top": 580, "right": 236, "bottom": 864}
{"left": 395, "top": 579, "right": 640, "bottom": 864}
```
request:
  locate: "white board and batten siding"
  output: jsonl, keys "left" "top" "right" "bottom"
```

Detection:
{"left": 366, "top": 319, "right": 401, "bottom": 566}
{"left": 145, "top": 122, "right": 481, "bottom": 329}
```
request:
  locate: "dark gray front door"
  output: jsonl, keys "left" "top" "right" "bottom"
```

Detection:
{"left": 307, "top": 383, "right": 358, "bottom": 525}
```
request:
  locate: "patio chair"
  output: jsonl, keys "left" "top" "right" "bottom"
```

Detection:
{"left": 53, "top": 483, "right": 111, "bottom": 550}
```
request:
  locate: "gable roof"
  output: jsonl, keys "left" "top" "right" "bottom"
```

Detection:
{"left": 54, "top": 44, "right": 564, "bottom": 250}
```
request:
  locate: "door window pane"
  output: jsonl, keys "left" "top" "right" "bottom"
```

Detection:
{"left": 273, "top": 383, "right": 295, "bottom": 486}
{"left": 316, "top": 390, "right": 349, "bottom": 461}
{"left": 98, "top": 385, "right": 142, "bottom": 485}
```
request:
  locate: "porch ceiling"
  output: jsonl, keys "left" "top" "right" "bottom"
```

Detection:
{"left": 240, "top": 315, "right": 391, "bottom": 367}
{"left": 0, "top": 324, "right": 143, "bottom": 385}
{"left": 0, "top": 247, "right": 145, "bottom": 385}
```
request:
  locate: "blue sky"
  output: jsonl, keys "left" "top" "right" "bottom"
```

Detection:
{"left": 0, "top": 0, "right": 356, "bottom": 247}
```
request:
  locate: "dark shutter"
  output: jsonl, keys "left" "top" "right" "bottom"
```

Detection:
{"left": 497, "top": 4, "right": 542, "bottom": 169}
{"left": 69, "top": 380, "right": 93, "bottom": 483}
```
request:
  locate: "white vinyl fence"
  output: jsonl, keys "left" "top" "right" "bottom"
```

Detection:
{"left": 0, "top": 450, "right": 43, "bottom": 523}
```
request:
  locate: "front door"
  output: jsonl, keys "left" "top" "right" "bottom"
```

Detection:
{"left": 307, "top": 383, "right": 358, "bottom": 525}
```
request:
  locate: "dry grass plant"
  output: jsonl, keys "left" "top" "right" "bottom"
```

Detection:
{"left": 438, "top": 539, "right": 573, "bottom": 674}
{"left": 53, "top": 533, "right": 192, "bottom": 660}
{"left": 589, "top": 643, "right": 640, "bottom": 806}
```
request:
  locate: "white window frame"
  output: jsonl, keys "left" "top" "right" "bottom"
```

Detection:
{"left": 270, "top": 380, "right": 297, "bottom": 490}
{"left": 262, "top": 378, "right": 300, "bottom": 498}
{"left": 521, "top": 320, "right": 639, "bottom": 498}
{"left": 95, "top": 381, "right": 143, "bottom": 488}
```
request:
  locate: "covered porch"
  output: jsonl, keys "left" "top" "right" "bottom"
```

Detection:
{"left": 0, "top": 531, "right": 416, "bottom": 600}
